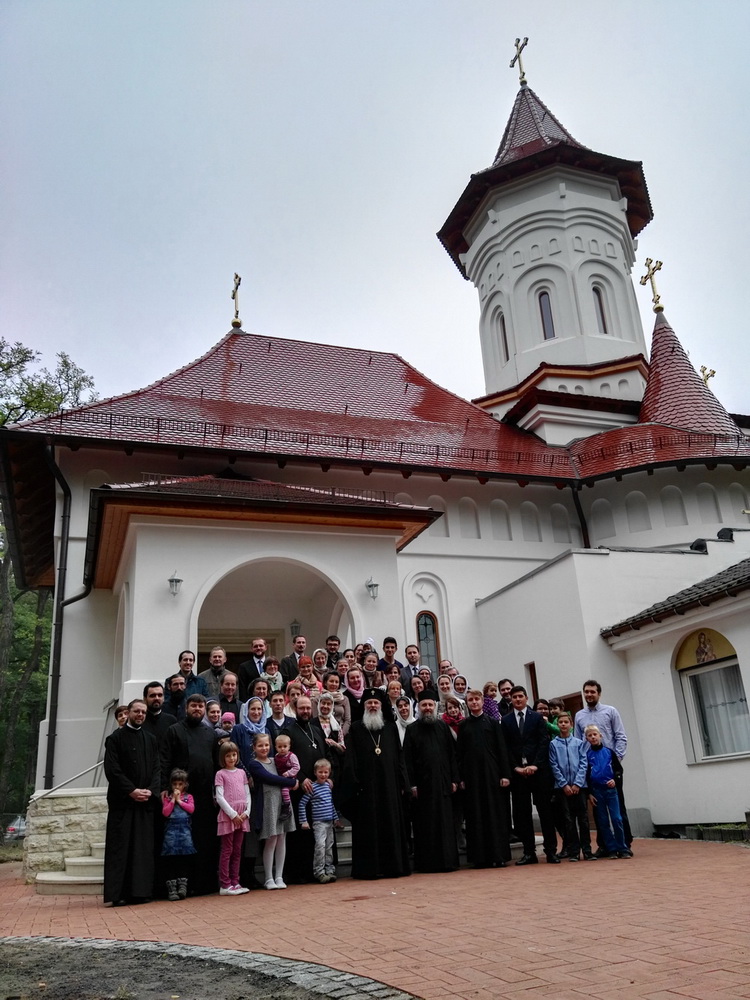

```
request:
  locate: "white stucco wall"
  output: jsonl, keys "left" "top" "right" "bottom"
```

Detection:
{"left": 475, "top": 538, "right": 750, "bottom": 827}
{"left": 610, "top": 602, "right": 750, "bottom": 825}
{"left": 38, "top": 443, "right": 750, "bottom": 804}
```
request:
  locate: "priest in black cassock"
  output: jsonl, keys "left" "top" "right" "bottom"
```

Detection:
{"left": 103, "top": 700, "right": 160, "bottom": 905}
{"left": 340, "top": 689, "right": 410, "bottom": 880}
{"left": 160, "top": 694, "right": 220, "bottom": 895}
{"left": 403, "top": 691, "right": 460, "bottom": 873}
{"left": 456, "top": 688, "right": 512, "bottom": 868}
{"left": 284, "top": 695, "right": 331, "bottom": 883}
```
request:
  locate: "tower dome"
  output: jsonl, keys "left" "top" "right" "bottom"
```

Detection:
{"left": 438, "top": 79, "right": 654, "bottom": 402}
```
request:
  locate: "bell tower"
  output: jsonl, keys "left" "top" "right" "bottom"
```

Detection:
{"left": 438, "top": 48, "right": 653, "bottom": 409}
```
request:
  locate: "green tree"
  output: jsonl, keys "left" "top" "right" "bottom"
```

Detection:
{"left": 0, "top": 341, "right": 96, "bottom": 815}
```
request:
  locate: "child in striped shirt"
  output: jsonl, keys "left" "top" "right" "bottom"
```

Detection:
{"left": 298, "top": 758, "right": 338, "bottom": 883}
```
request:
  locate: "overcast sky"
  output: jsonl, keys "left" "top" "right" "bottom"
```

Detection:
{"left": 2, "top": 1, "right": 748, "bottom": 414}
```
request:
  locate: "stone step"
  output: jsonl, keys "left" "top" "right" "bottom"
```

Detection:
{"left": 64, "top": 856, "right": 104, "bottom": 878}
{"left": 35, "top": 871, "right": 103, "bottom": 896}
{"left": 90, "top": 842, "right": 105, "bottom": 859}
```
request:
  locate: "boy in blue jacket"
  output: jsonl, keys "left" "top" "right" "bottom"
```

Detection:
{"left": 585, "top": 724, "right": 632, "bottom": 859}
{"left": 549, "top": 711, "right": 594, "bottom": 861}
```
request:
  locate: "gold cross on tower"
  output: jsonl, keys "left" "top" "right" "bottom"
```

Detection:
{"left": 510, "top": 37, "right": 529, "bottom": 86}
{"left": 700, "top": 365, "right": 716, "bottom": 386}
{"left": 639, "top": 258, "right": 664, "bottom": 313}
{"left": 231, "top": 273, "right": 242, "bottom": 329}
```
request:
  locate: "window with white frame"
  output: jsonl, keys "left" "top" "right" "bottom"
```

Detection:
{"left": 592, "top": 286, "right": 609, "bottom": 334}
{"left": 538, "top": 290, "right": 556, "bottom": 340}
{"left": 680, "top": 656, "right": 750, "bottom": 759}
{"left": 416, "top": 612, "right": 440, "bottom": 672}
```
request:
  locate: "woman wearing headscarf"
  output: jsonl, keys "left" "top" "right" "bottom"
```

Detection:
{"left": 320, "top": 671, "right": 351, "bottom": 738}
{"left": 228, "top": 696, "right": 268, "bottom": 891}
{"left": 395, "top": 696, "right": 414, "bottom": 746}
{"left": 230, "top": 696, "right": 270, "bottom": 770}
{"left": 311, "top": 648, "right": 329, "bottom": 681}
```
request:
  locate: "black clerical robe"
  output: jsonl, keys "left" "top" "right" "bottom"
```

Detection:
{"left": 341, "top": 721, "right": 410, "bottom": 880}
{"left": 142, "top": 710, "right": 177, "bottom": 748}
{"left": 103, "top": 724, "right": 160, "bottom": 903}
{"left": 403, "top": 718, "right": 460, "bottom": 872}
{"left": 456, "top": 712, "right": 512, "bottom": 866}
{"left": 284, "top": 718, "right": 331, "bottom": 883}
{"left": 160, "top": 719, "right": 220, "bottom": 895}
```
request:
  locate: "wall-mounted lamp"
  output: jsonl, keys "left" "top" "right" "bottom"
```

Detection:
{"left": 290, "top": 619, "right": 302, "bottom": 639}
{"left": 168, "top": 572, "right": 183, "bottom": 598}
{"left": 365, "top": 577, "right": 379, "bottom": 600}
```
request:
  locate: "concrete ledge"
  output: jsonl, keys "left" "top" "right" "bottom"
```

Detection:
{"left": 34, "top": 874, "right": 104, "bottom": 896}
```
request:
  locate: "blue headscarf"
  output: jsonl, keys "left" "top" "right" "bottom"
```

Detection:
{"left": 239, "top": 696, "right": 269, "bottom": 734}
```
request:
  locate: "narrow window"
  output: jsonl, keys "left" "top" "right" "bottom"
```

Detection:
{"left": 416, "top": 612, "right": 440, "bottom": 671}
{"left": 498, "top": 313, "right": 509, "bottom": 364}
{"left": 539, "top": 291, "right": 556, "bottom": 340}
{"left": 593, "top": 287, "right": 608, "bottom": 334}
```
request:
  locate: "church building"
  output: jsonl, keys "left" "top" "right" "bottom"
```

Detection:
{"left": 2, "top": 67, "right": 750, "bottom": 834}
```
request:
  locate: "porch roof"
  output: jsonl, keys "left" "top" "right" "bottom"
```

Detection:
{"left": 84, "top": 474, "right": 438, "bottom": 588}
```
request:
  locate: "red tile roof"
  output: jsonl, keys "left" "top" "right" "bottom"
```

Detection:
{"left": 8, "top": 322, "right": 750, "bottom": 484}
{"left": 13, "top": 331, "right": 576, "bottom": 480}
{"left": 639, "top": 312, "right": 740, "bottom": 436}
{"left": 438, "top": 86, "right": 653, "bottom": 276}
{"left": 490, "top": 84, "right": 584, "bottom": 166}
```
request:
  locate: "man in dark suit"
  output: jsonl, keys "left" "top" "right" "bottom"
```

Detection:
{"left": 237, "top": 637, "right": 268, "bottom": 701}
{"left": 280, "top": 634, "right": 307, "bottom": 684}
{"left": 498, "top": 678, "right": 514, "bottom": 717}
{"left": 325, "top": 634, "right": 341, "bottom": 671}
{"left": 501, "top": 685, "right": 559, "bottom": 866}
{"left": 399, "top": 643, "right": 422, "bottom": 692}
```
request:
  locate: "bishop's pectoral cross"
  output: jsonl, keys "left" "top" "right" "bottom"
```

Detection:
{"left": 231, "top": 273, "right": 242, "bottom": 326}
{"left": 639, "top": 258, "right": 664, "bottom": 313}
{"left": 510, "top": 37, "right": 529, "bottom": 86}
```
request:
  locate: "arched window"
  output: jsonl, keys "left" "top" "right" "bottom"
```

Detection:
{"left": 661, "top": 486, "right": 688, "bottom": 527}
{"left": 625, "top": 491, "right": 651, "bottom": 532}
{"left": 497, "top": 312, "right": 510, "bottom": 364}
{"left": 520, "top": 501, "right": 542, "bottom": 542}
{"left": 416, "top": 612, "right": 440, "bottom": 671}
{"left": 593, "top": 287, "right": 609, "bottom": 334}
{"left": 675, "top": 628, "right": 750, "bottom": 759}
{"left": 550, "top": 504, "right": 572, "bottom": 543}
{"left": 591, "top": 498, "right": 616, "bottom": 539}
{"left": 696, "top": 483, "right": 721, "bottom": 524}
{"left": 538, "top": 291, "right": 556, "bottom": 340}
{"left": 458, "top": 497, "right": 480, "bottom": 539}
{"left": 427, "top": 496, "right": 449, "bottom": 537}
{"left": 490, "top": 499, "right": 512, "bottom": 540}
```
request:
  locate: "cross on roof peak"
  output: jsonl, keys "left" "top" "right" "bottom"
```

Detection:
{"left": 510, "top": 37, "right": 529, "bottom": 86}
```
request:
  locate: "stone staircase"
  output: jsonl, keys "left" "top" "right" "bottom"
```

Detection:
{"left": 35, "top": 842, "right": 105, "bottom": 895}
{"left": 33, "top": 821, "right": 533, "bottom": 895}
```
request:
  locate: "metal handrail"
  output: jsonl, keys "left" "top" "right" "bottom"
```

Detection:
{"left": 30, "top": 760, "right": 105, "bottom": 801}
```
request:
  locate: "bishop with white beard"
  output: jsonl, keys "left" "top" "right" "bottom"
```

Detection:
{"left": 339, "top": 690, "right": 411, "bottom": 880}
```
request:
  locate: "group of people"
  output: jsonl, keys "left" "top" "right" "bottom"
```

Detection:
{"left": 103, "top": 633, "right": 633, "bottom": 906}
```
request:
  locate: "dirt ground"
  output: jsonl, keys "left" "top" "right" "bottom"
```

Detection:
{"left": 0, "top": 940, "right": 339, "bottom": 1000}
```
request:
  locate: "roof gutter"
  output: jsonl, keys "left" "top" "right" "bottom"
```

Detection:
{"left": 42, "top": 444, "right": 92, "bottom": 789}
{"left": 601, "top": 584, "right": 750, "bottom": 638}
{"left": 570, "top": 483, "right": 591, "bottom": 549}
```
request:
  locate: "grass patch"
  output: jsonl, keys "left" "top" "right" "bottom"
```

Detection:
{"left": 0, "top": 844, "right": 24, "bottom": 864}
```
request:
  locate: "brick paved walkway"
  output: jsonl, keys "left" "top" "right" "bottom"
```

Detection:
{"left": 1, "top": 839, "right": 749, "bottom": 999}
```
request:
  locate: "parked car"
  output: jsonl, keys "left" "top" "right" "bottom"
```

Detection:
{"left": 3, "top": 815, "right": 26, "bottom": 844}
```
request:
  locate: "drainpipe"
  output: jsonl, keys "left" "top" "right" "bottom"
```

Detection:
{"left": 42, "top": 445, "right": 92, "bottom": 789}
{"left": 570, "top": 483, "right": 591, "bottom": 549}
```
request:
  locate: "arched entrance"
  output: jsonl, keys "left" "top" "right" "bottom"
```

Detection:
{"left": 196, "top": 558, "right": 354, "bottom": 671}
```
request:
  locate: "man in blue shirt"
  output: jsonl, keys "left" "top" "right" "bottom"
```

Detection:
{"left": 574, "top": 680, "right": 632, "bottom": 851}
